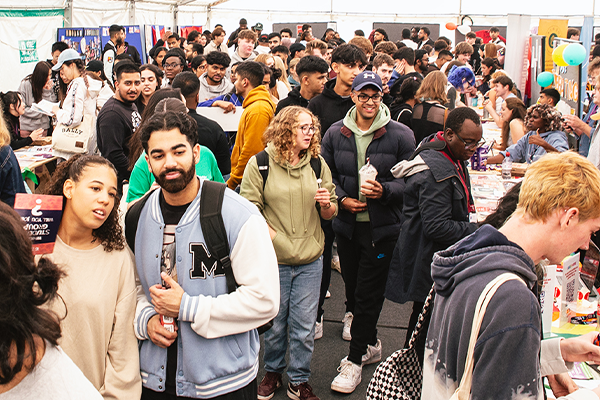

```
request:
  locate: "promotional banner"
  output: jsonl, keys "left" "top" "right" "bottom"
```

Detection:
{"left": 179, "top": 26, "right": 203, "bottom": 40}
{"left": 538, "top": 18, "right": 568, "bottom": 72}
{"left": 19, "top": 39, "right": 38, "bottom": 63}
{"left": 57, "top": 27, "right": 102, "bottom": 64}
{"left": 14, "top": 194, "right": 63, "bottom": 255}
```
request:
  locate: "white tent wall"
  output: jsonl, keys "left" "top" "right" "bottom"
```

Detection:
{"left": 0, "top": 12, "right": 64, "bottom": 92}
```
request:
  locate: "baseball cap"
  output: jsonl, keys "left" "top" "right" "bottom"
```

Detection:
{"left": 253, "top": 23, "right": 263, "bottom": 31}
{"left": 259, "top": 34, "right": 268, "bottom": 43}
{"left": 86, "top": 60, "right": 103, "bottom": 73}
{"left": 52, "top": 48, "right": 82, "bottom": 71}
{"left": 240, "top": 18, "right": 247, "bottom": 25}
{"left": 351, "top": 71, "right": 383, "bottom": 92}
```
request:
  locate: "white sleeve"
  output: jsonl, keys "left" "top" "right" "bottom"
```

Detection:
{"left": 178, "top": 214, "right": 280, "bottom": 338}
{"left": 103, "top": 49, "right": 115, "bottom": 84}
{"left": 56, "top": 80, "right": 86, "bottom": 127}
{"left": 133, "top": 269, "right": 157, "bottom": 341}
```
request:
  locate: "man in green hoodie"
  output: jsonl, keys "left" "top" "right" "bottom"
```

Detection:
{"left": 321, "top": 72, "right": 416, "bottom": 394}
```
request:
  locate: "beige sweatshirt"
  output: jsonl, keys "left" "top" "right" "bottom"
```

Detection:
{"left": 46, "top": 236, "right": 141, "bottom": 400}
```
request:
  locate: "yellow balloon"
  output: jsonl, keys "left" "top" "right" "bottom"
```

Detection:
{"left": 552, "top": 43, "right": 569, "bottom": 67}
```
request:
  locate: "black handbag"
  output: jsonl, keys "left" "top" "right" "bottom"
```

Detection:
{"left": 366, "top": 285, "right": 435, "bottom": 400}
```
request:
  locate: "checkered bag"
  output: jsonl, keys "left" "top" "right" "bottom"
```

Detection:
{"left": 366, "top": 285, "right": 435, "bottom": 400}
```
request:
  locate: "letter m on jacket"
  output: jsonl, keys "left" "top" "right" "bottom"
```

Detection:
{"left": 189, "top": 243, "right": 225, "bottom": 279}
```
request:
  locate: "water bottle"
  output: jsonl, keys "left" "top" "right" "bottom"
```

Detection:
{"left": 502, "top": 152, "right": 512, "bottom": 179}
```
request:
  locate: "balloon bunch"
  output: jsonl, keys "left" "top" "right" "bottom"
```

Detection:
{"left": 552, "top": 43, "right": 587, "bottom": 67}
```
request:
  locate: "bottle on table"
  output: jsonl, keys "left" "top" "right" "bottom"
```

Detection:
{"left": 502, "top": 152, "right": 512, "bottom": 179}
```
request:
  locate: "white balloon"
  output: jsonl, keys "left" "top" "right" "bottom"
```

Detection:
{"left": 457, "top": 25, "right": 471, "bottom": 35}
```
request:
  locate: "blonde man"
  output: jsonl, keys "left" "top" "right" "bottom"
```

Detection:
{"left": 423, "top": 151, "right": 600, "bottom": 399}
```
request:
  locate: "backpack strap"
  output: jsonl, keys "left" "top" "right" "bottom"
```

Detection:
{"left": 124, "top": 189, "right": 156, "bottom": 254}
{"left": 408, "top": 139, "right": 446, "bottom": 161}
{"left": 199, "top": 180, "right": 237, "bottom": 293}
{"left": 255, "top": 150, "right": 269, "bottom": 190}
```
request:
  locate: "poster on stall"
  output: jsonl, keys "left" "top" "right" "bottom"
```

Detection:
{"left": 14, "top": 194, "right": 63, "bottom": 255}
{"left": 179, "top": 26, "right": 203, "bottom": 41}
{"left": 19, "top": 39, "right": 38, "bottom": 63}
{"left": 559, "top": 253, "right": 580, "bottom": 327}
{"left": 538, "top": 19, "right": 568, "bottom": 72}
{"left": 57, "top": 28, "right": 102, "bottom": 64}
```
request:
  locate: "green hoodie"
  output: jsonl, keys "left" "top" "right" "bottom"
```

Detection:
{"left": 343, "top": 104, "right": 391, "bottom": 221}
{"left": 240, "top": 142, "right": 338, "bottom": 265}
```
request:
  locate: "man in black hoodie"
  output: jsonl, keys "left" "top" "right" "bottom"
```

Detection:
{"left": 172, "top": 71, "right": 231, "bottom": 177}
{"left": 275, "top": 55, "right": 328, "bottom": 115}
{"left": 97, "top": 62, "right": 142, "bottom": 193}
{"left": 308, "top": 44, "right": 367, "bottom": 134}
{"left": 423, "top": 151, "right": 600, "bottom": 399}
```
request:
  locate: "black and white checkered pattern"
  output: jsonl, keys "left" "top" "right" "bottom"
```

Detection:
{"left": 366, "top": 285, "right": 435, "bottom": 400}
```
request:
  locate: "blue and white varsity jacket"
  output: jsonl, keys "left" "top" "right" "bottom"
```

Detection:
{"left": 133, "top": 180, "right": 279, "bottom": 398}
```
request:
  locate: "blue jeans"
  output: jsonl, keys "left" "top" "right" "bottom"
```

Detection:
{"left": 263, "top": 258, "right": 323, "bottom": 385}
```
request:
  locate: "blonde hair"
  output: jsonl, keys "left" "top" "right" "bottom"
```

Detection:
{"left": 273, "top": 56, "right": 292, "bottom": 91}
{"left": 515, "top": 152, "right": 600, "bottom": 222}
{"left": 416, "top": 71, "right": 448, "bottom": 104}
{"left": 0, "top": 108, "right": 10, "bottom": 148}
{"left": 255, "top": 53, "right": 274, "bottom": 66}
{"left": 263, "top": 106, "right": 321, "bottom": 163}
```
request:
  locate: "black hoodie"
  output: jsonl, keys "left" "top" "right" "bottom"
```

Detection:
{"left": 307, "top": 78, "right": 355, "bottom": 135}
{"left": 275, "top": 87, "right": 309, "bottom": 115}
{"left": 423, "top": 224, "right": 543, "bottom": 399}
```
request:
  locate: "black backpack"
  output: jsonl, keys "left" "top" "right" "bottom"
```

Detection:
{"left": 125, "top": 180, "right": 271, "bottom": 333}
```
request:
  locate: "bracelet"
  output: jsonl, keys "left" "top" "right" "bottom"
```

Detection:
{"left": 340, "top": 197, "right": 347, "bottom": 204}
{"left": 322, "top": 202, "right": 331, "bottom": 209}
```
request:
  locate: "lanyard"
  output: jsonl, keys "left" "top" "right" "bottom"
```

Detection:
{"left": 434, "top": 132, "right": 476, "bottom": 213}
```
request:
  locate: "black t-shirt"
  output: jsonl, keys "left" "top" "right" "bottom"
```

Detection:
{"left": 159, "top": 191, "right": 191, "bottom": 394}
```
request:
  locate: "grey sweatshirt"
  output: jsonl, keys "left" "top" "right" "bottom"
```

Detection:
{"left": 198, "top": 73, "right": 234, "bottom": 102}
{"left": 18, "top": 78, "right": 58, "bottom": 131}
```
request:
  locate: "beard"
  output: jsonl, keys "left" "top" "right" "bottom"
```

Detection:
{"left": 154, "top": 160, "right": 196, "bottom": 194}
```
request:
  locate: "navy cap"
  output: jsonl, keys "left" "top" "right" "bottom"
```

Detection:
{"left": 351, "top": 71, "right": 383, "bottom": 92}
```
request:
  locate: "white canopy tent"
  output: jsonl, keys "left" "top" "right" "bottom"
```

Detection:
{"left": 1, "top": 0, "right": 600, "bottom": 91}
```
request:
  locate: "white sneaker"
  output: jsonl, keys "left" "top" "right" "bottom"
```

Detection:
{"left": 325, "top": 290, "right": 331, "bottom": 298}
{"left": 315, "top": 317, "right": 323, "bottom": 340}
{"left": 362, "top": 339, "right": 382, "bottom": 365}
{"left": 342, "top": 312, "right": 353, "bottom": 341}
{"left": 331, "top": 357, "right": 362, "bottom": 393}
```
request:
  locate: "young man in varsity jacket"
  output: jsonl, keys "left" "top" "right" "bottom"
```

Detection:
{"left": 128, "top": 110, "right": 279, "bottom": 399}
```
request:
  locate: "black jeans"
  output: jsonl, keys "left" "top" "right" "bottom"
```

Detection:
{"left": 317, "top": 219, "right": 336, "bottom": 321}
{"left": 337, "top": 222, "right": 396, "bottom": 365}
{"left": 141, "top": 379, "right": 257, "bottom": 400}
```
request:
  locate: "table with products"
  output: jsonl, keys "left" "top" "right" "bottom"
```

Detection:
{"left": 15, "top": 143, "right": 57, "bottom": 193}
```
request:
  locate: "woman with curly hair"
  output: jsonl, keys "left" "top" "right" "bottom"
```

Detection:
{"left": 43, "top": 154, "right": 141, "bottom": 399}
{"left": 240, "top": 106, "right": 337, "bottom": 400}
{"left": 0, "top": 202, "right": 103, "bottom": 398}
{"left": 486, "top": 103, "right": 568, "bottom": 164}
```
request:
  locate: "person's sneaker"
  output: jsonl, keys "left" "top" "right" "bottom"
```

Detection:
{"left": 342, "top": 312, "right": 353, "bottom": 341}
{"left": 315, "top": 316, "right": 323, "bottom": 340}
{"left": 287, "top": 382, "right": 320, "bottom": 400}
{"left": 331, "top": 357, "right": 362, "bottom": 393}
{"left": 257, "top": 371, "right": 282, "bottom": 400}
{"left": 362, "top": 339, "right": 382, "bottom": 365}
{"left": 325, "top": 290, "right": 331, "bottom": 298}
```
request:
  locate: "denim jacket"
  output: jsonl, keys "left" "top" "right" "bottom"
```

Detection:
{"left": 0, "top": 145, "right": 26, "bottom": 207}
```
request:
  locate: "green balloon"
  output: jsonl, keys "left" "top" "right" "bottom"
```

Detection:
{"left": 537, "top": 72, "right": 554, "bottom": 87}
{"left": 562, "top": 43, "right": 587, "bottom": 66}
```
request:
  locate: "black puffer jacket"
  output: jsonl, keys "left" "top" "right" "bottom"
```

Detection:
{"left": 385, "top": 134, "right": 478, "bottom": 304}
{"left": 321, "top": 118, "right": 415, "bottom": 244}
{"left": 307, "top": 78, "right": 355, "bottom": 134}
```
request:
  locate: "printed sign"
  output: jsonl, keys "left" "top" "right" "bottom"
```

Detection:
{"left": 14, "top": 194, "right": 63, "bottom": 255}
{"left": 538, "top": 19, "right": 568, "bottom": 72}
{"left": 19, "top": 40, "right": 38, "bottom": 63}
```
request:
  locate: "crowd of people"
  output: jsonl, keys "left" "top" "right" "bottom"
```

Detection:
{"left": 3, "top": 19, "right": 600, "bottom": 400}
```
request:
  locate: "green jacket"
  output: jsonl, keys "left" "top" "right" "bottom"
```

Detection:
{"left": 126, "top": 146, "right": 224, "bottom": 203}
{"left": 240, "top": 142, "right": 337, "bottom": 265}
